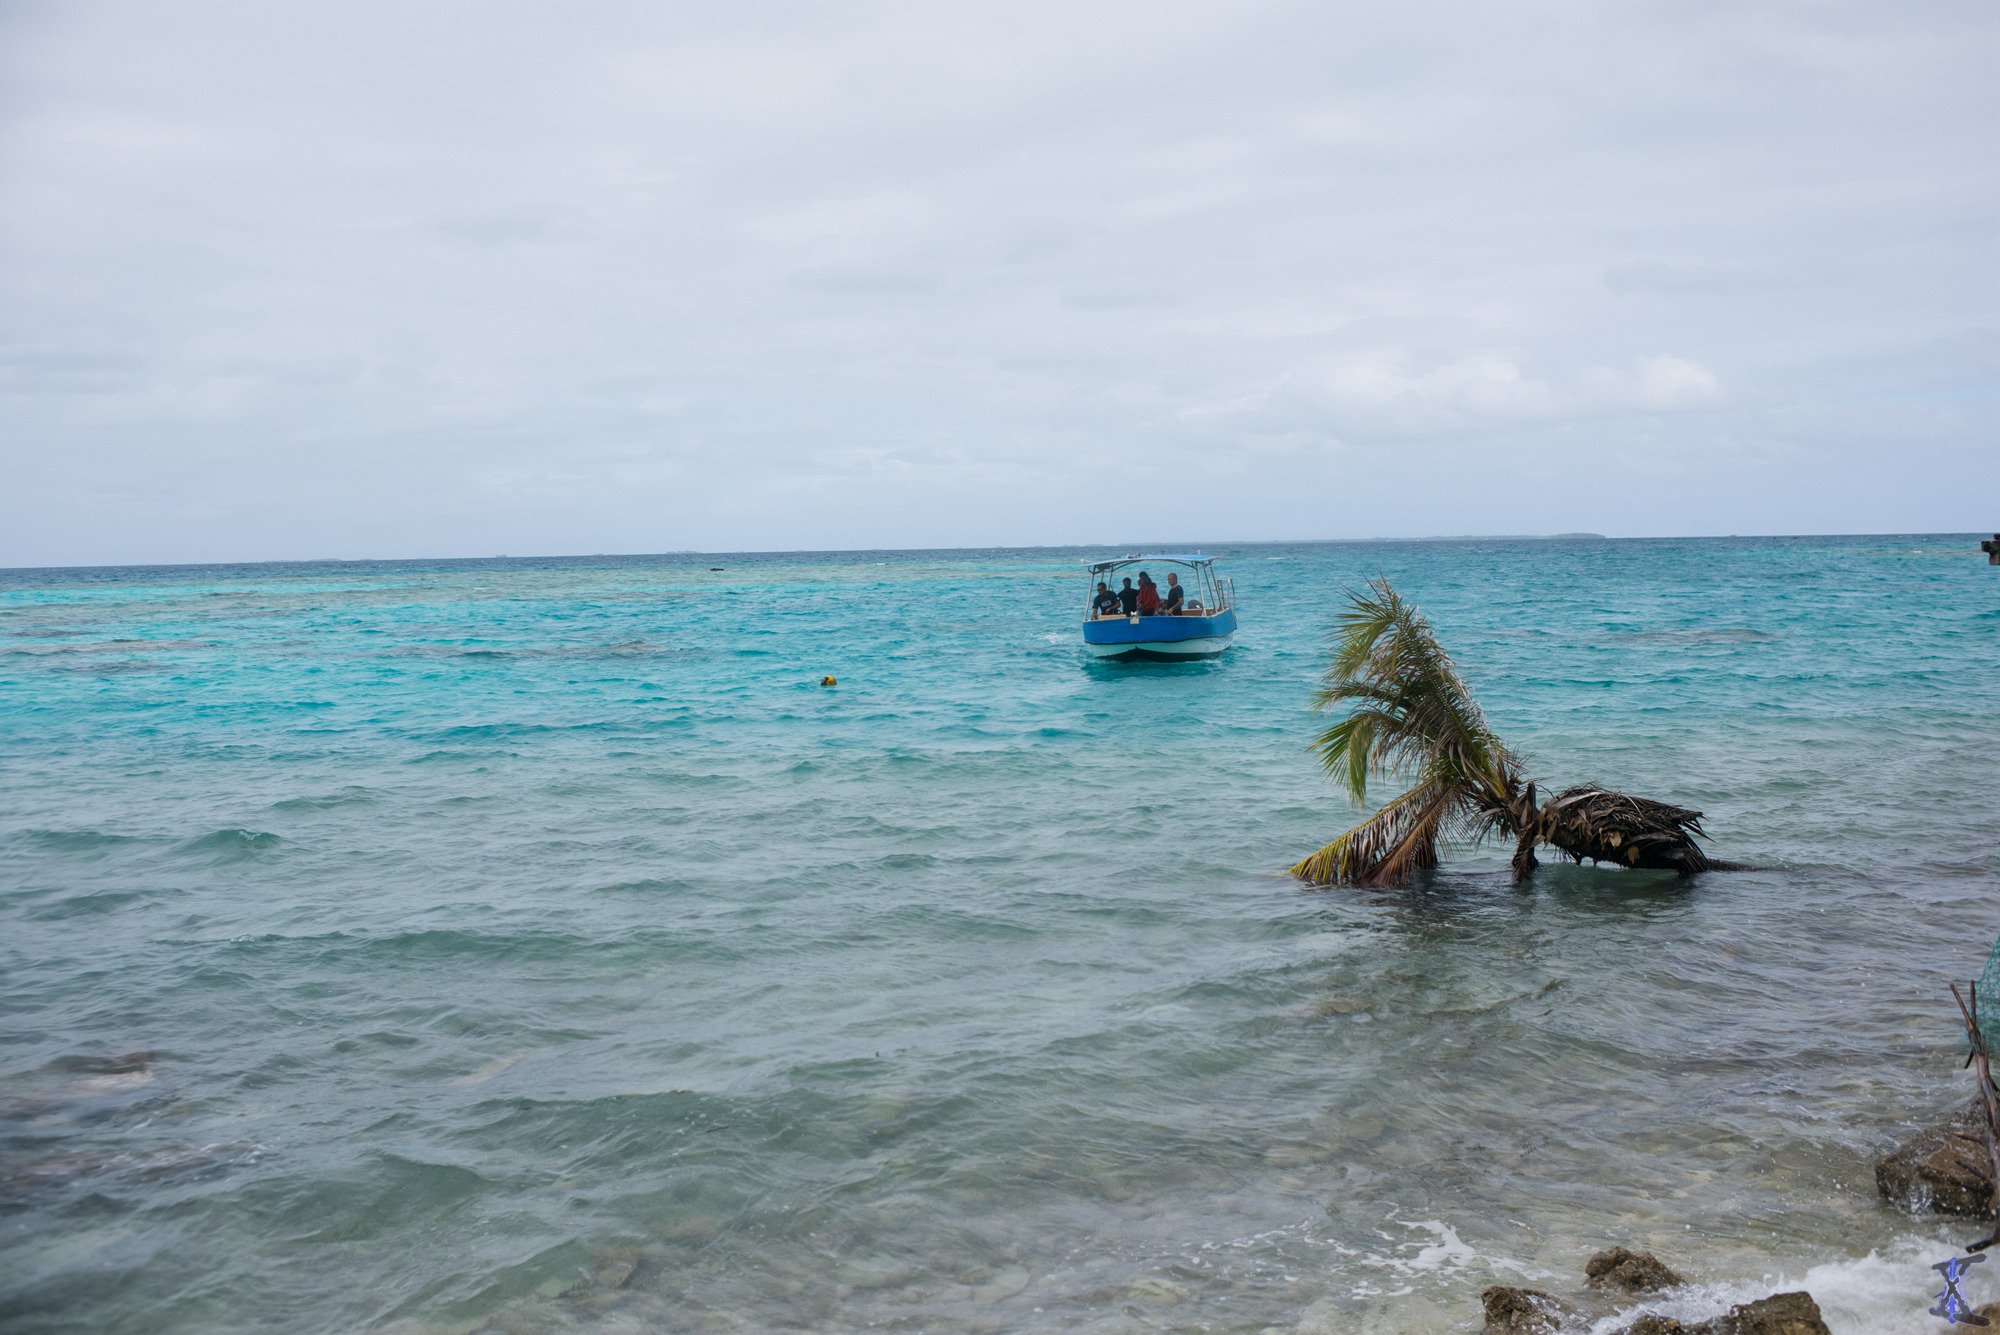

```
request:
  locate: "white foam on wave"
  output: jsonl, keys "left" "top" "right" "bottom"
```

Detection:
{"left": 1304, "top": 1220, "right": 2000, "bottom": 1334}
{"left": 1581, "top": 1232, "right": 2000, "bottom": 1335}
{"left": 1339, "top": 1218, "right": 1556, "bottom": 1299}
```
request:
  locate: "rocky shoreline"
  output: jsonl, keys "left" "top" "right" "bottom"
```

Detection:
{"left": 1481, "top": 1247, "right": 1826, "bottom": 1335}
{"left": 1476, "top": 1092, "right": 2000, "bottom": 1335}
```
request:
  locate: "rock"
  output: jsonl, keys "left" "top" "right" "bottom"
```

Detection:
{"left": 594, "top": 1260, "right": 634, "bottom": 1289}
{"left": 1126, "top": 1276, "right": 1187, "bottom": 1303}
{"left": 1481, "top": 1285, "right": 1574, "bottom": 1334}
{"left": 1684, "top": 1291, "right": 1830, "bottom": 1335}
{"left": 1586, "top": 1247, "right": 1686, "bottom": 1292}
{"left": 1875, "top": 1103, "right": 1996, "bottom": 1216}
{"left": 834, "top": 1257, "right": 914, "bottom": 1289}
{"left": 652, "top": 1214, "right": 719, "bottom": 1241}
{"left": 531, "top": 1271, "right": 588, "bottom": 1299}
{"left": 971, "top": 1267, "right": 1029, "bottom": 1303}
{"left": 1614, "top": 1319, "right": 1684, "bottom": 1335}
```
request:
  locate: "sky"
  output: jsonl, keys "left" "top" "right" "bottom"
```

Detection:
{"left": 1, "top": 0, "right": 1994, "bottom": 567}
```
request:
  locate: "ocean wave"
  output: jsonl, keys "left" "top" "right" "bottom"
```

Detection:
{"left": 213, "top": 925, "right": 735, "bottom": 970}
{"left": 275, "top": 1153, "right": 492, "bottom": 1245}
{"left": 421, "top": 720, "right": 650, "bottom": 741}
{"left": 23, "top": 887, "right": 170, "bottom": 920}
{"left": 591, "top": 878, "right": 702, "bottom": 895}
{"left": 0, "top": 638, "right": 213, "bottom": 654}
{"left": 1599, "top": 627, "right": 1781, "bottom": 644}
{"left": 376, "top": 640, "right": 685, "bottom": 662}
{"left": 5, "top": 828, "right": 148, "bottom": 855}
{"left": 51, "top": 659, "right": 168, "bottom": 674}
{"left": 0, "top": 1051, "right": 175, "bottom": 1129}
{"left": 268, "top": 787, "right": 379, "bottom": 811}
{"left": 173, "top": 828, "right": 283, "bottom": 859}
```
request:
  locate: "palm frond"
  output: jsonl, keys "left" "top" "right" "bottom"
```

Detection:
{"left": 1290, "top": 779, "right": 1486, "bottom": 887}
{"left": 1307, "top": 578, "right": 1516, "bottom": 803}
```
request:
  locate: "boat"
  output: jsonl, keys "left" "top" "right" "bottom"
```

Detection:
{"left": 1081, "top": 554, "right": 1238, "bottom": 660}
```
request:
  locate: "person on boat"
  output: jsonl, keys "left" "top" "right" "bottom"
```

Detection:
{"left": 1117, "top": 578, "right": 1139, "bottom": 615}
{"left": 1136, "top": 573, "right": 1161, "bottom": 615}
{"left": 1092, "top": 582, "right": 1120, "bottom": 617}
{"left": 1160, "top": 573, "right": 1185, "bottom": 615}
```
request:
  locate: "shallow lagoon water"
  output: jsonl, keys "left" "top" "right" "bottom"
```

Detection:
{"left": 1, "top": 535, "right": 1997, "bottom": 1334}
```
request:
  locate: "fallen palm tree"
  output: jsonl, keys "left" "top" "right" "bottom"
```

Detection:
{"left": 1290, "top": 578, "right": 1741, "bottom": 888}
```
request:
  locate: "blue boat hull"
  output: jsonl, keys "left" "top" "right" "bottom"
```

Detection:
{"left": 1082, "top": 609, "right": 1237, "bottom": 659}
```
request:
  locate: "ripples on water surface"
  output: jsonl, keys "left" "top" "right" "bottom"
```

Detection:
{"left": 1, "top": 536, "right": 1996, "bottom": 1335}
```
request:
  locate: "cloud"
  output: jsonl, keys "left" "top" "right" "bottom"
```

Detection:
{"left": 1601, "top": 261, "right": 1806, "bottom": 296}
{"left": 0, "top": 0, "right": 1993, "bottom": 563}
{"left": 1209, "top": 352, "right": 1723, "bottom": 449}
{"left": 1322, "top": 357, "right": 1561, "bottom": 423}
{"left": 1061, "top": 281, "right": 1181, "bottom": 311}
{"left": 427, "top": 208, "right": 583, "bottom": 250}
{"left": 790, "top": 263, "right": 943, "bottom": 296}
{"left": 1580, "top": 356, "right": 1723, "bottom": 410}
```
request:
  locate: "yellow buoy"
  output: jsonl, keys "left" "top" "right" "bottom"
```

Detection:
{"left": 821, "top": 675, "right": 837, "bottom": 686}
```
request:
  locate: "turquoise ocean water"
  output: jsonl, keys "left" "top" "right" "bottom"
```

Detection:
{"left": 2, "top": 535, "right": 1997, "bottom": 1335}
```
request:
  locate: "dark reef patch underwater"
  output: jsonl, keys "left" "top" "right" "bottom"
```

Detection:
{"left": 0, "top": 535, "right": 1995, "bottom": 1333}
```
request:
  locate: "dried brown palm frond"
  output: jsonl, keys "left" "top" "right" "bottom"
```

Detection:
{"left": 1516, "top": 786, "right": 1738, "bottom": 875}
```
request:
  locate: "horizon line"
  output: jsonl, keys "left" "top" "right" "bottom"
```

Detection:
{"left": 1, "top": 530, "right": 1988, "bottom": 576}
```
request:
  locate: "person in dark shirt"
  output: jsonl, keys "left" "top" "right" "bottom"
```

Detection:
{"left": 1136, "top": 573, "right": 1161, "bottom": 614}
{"left": 1117, "top": 578, "right": 1139, "bottom": 614}
{"left": 1160, "top": 573, "right": 1185, "bottom": 615}
{"left": 1092, "top": 582, "right": 1120, "bottom": 617}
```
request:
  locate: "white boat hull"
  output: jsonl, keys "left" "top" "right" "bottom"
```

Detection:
{"left": 1082, "top": 634, "right": 1234, "bottom": 659}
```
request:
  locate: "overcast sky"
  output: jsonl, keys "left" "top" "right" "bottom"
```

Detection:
{"left": 1, "top": 0, "right": 1994, "bottom": 566}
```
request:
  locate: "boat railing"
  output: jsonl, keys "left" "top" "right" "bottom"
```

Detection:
{"left": 1080, "top": 561, "right": 1232, "bottom": 618}
{"left": 1085, "top": 601, "right": 1231, "bottom": 620}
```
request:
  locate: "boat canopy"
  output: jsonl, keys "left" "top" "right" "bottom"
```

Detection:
{"left": 1084, "top": 553, "right": 1215, "bottom": 574}
{"left": 1083, "top": 554, "right": 1234, "bottom": 623}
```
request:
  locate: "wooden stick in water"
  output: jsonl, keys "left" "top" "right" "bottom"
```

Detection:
{"left": 1949, "top": 981, "right": 2000, "bottom": 1241}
